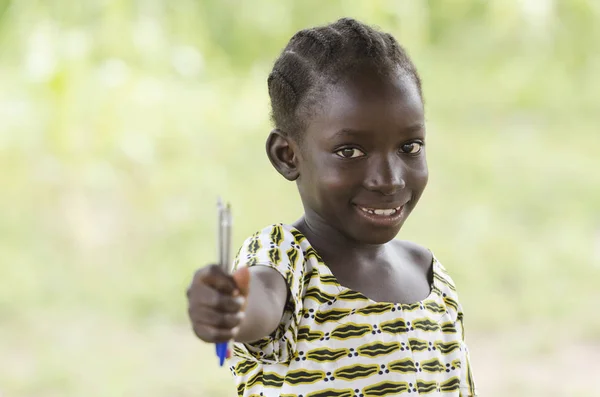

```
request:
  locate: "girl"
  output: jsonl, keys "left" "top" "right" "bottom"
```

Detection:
{"left": 187, "top": 18, "right": 478, "bottom": 397}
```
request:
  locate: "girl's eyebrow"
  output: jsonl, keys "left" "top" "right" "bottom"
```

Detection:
{"left": 403, "top": 122, "right": 425, "bottom": 134}
{"left": 329, "top": 128, "right": 370, "bottom": 140}
{"left": 329, "top": 123, "right": 425, "bottom": 141}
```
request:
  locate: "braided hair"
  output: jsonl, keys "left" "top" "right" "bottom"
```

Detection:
{"left": 267, "top": 18, "right": 422, "bottom": 140}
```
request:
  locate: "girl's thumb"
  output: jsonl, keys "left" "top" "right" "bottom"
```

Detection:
{"left": 232, "top": 266, "right": 250, "bottom": 297}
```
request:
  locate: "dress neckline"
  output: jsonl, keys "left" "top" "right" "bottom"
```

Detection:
{"left": 285, "top": 224, "right": 440, "bottom": 306}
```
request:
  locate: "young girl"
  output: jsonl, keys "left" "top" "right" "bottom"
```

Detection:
{"left": 187, "top": 18, "right": 478, "bottom": 397}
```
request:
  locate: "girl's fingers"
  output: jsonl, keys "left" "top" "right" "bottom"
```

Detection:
{"left": 188, "top": 280, "right": 245, "bottom": 313}
{"left": 192, "top": 322, "right": 239, "bottom": 344}
{"left": 187, "top": 272, "right": 245, "bottom": 313}
{"left": 189, "top": 264, "right": 238, "bottom": 295}
{"left": 189, "top": 305, "right": 245, "bottom": 329}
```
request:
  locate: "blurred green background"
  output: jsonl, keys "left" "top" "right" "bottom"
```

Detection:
{"left": 1, "top": 0, "right": 599, "bottom": 396}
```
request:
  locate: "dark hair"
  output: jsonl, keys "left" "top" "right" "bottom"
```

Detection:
{"left": 267, "top": 17, "right": 422, "bottom": 140}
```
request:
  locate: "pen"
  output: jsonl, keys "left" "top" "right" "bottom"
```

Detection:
{"left": 216, "top": 197, "right": 232, "bottom": 366}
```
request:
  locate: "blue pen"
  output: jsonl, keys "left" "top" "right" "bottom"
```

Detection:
{"left": 216, "top": 197, "right": 232, "bottom": 366}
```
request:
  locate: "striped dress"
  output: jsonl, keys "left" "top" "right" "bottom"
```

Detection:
{"left": 229, "top": 224, "right": 477, "bottom": 397}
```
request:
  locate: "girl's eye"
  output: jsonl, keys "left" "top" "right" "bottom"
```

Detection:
{"left": 400, "top": 142, "right": 424, "bottom": 155}
{"left": 335, "top": 148, "right": 365, "bottom": 158}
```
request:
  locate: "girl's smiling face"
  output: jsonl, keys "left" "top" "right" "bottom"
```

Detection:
{"left": 294, "top": 68, "right": 428, "bottom": 245}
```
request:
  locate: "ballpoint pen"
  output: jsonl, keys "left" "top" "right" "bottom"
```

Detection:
{"left": 216, "top": 197, "right": 232, "bottom": 366}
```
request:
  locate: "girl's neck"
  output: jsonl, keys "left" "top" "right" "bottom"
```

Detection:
{"left": 292, "top": 214, "right": 390, "bottom": 266}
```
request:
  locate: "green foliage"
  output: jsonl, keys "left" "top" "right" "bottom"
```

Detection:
{"left": 0, "top": 1, "right": 599, "bottom": 396}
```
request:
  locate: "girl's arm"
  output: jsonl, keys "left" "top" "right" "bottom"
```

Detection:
{"left": 233, "top": 265, "right": 288, "bottom": 343}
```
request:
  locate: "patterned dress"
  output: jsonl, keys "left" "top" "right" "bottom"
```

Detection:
{"left": 229, "top": 224, "right": 477, "bottom": 397}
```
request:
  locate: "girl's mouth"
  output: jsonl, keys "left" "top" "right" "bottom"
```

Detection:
{"left": 357, "top": 206, "right": 402, "bottom": 216}
{"left": 353, "top": 204, "right": 406, "bottom": 226}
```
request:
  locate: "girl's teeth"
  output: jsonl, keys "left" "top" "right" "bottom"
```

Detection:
{"left": 359, "top": 207, "right": 400, "bottom": 216}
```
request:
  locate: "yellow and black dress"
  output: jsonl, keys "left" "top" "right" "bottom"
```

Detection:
{"left": 229, "top": 224, "right": 478, "bottom": 397}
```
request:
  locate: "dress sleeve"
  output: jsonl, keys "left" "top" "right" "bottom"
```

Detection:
{"left": 231, "top": 224, "right": 308, "bottom": 364}
{"left": 457, "top": 311, "right": 478, "bottom": 396}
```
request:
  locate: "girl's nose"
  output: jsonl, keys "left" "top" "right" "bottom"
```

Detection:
{"left": 363, "top": 155, "right": 406, "bottom": 195}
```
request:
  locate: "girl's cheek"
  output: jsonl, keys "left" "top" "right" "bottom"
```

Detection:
{"left": 321, "top": 168, "right": 360, "bottom": 189}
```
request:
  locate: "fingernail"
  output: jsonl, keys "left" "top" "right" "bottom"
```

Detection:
{"left": 234, "top": 296, "right": 245, "bottom": 306}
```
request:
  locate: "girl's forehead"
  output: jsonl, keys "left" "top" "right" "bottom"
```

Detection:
{"left": 329, "top": 68, "right": 420, "bottom": 104}
{"left": 310, "top": 72, "right": 424, "bottom": 133}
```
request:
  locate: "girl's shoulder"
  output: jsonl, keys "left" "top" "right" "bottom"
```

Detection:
{"left": 244, "top": 223, "right": 310, "bottom": 246}
{"left": 391, "top": 239, "right": 459, "bottom": 293}
{"left": 241, "top": 223, "right": 305, "bottom": 245}
{"left": 236, "top": 224, "right": 311, "bottom": 260}
{"left": 391, "top": 238, "right": 434, "bottom": 273}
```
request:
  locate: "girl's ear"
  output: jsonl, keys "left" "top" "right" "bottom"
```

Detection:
{"left": 266, "top": 129, "right": 300, "bottom": 181}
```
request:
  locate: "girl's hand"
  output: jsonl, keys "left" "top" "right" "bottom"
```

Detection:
{"left": 186, "top": 265, "right": 250, "bottom": 343}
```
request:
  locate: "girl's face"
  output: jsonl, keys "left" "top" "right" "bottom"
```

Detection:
{"left": 296, "top": 68, "right": 428, "bottom": 245}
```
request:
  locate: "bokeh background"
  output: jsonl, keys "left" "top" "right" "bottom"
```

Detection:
{"left": 1, "top": 0, "right": 599, "bottom": 396}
